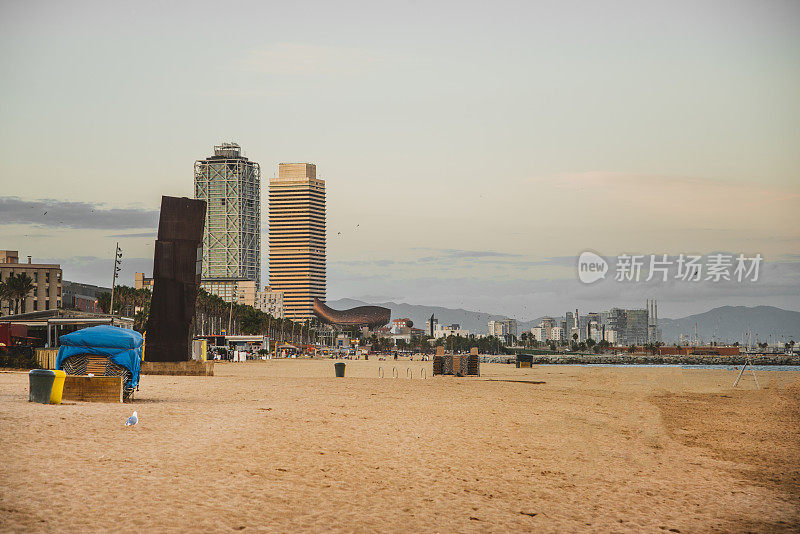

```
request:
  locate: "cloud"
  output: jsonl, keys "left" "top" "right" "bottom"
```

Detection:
{"left": 236, "top": 43, "right": 378, "bottom": 76}
{"left": 105, "top": 232, "right": 157, "bottom": 238}
{"left": 0, "top": 197, "right": 158, "bottom": 230}
{"left": 413, "top": 248, "right": 520, "bottom": 259}
{"left": 327, "top": 255, "right": 800, "bottom": 321}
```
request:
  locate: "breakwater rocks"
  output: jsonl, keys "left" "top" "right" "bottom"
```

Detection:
{"left": 522, "top": 354, "right": 800, "bottom": 366}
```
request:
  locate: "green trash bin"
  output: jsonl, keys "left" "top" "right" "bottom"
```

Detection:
{"left": 334, "top": 362, "right": 345, "bottom": 377}
{"left": 29, "top": 369, "right": 56, "bottom": 404}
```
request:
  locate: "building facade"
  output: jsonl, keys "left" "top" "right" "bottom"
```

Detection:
{"left": 194, "top": 142, "right": 261, "bottom": 301}
{"left": 0, "top": 251, "right": 62, "bottom": 315}
{"left": 62, "top": 280, "right": 109, "bottom": 313}
{"left": 530, "top": 326, "right": 544, "bottom": 341}
{"left": 433, "top": 323, "right": 470, "bottom": 339}
{"left": 134, "top": 272, "right": 154, "bottom": 291}
{"left": 549, "top": 326, "right": 563, "bottom": 341}
{"left": 488, "top": 318, "right": 517, "bottom": 343}
{"left": 235, "top": 280, "right": 258, "bottom": 308}
{"left": 255, "top": 286, "right": 284, "bottom": 318}
{"left": 603, "top": 307, "right": 648, "bottom": 346}
{"left": 269, "top": 163, "right": 326, "bottom": 321}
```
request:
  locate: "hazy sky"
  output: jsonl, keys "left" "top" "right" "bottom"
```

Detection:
{"left": 1, "top": 0, "right": 799, "bottom": 319}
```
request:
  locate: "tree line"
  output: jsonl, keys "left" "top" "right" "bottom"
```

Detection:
{"left": 89, "top": 285, "right": 316, "bottom": 344}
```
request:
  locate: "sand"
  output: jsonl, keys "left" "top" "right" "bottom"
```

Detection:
{"left": 1, "top": 360, "right": 798, "bottom": 533}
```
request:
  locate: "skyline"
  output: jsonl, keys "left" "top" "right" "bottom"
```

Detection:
{"left": 1, "top": 0, "right": 799, "bottom": 320}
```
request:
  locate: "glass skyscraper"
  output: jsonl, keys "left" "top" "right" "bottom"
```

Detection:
{"left": 194, "top": 143, "right": 261, "bottom": 301}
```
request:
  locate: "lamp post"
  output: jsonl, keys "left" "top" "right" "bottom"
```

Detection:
{"left": 109, "top": 242, "right": 122, "bottom": 316}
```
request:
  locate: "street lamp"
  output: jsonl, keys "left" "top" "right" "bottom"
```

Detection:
{"left": 109, "top": 242, "right": 122, "bottom": 316}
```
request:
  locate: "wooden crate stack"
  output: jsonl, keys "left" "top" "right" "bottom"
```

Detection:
{"left": 467, "top": 354, "right": 480, "bottom": 376}
{"left": 433, "top": 356, "right": 443, "bottom": 375}
{"left": 432, "top": 347, "right": 479, "bottom": 376}
{"left": 442, "top": 354, "right": 453, "bottom": 375}
{"left": 433, "top": 347, "right": 445, "bottom": 375}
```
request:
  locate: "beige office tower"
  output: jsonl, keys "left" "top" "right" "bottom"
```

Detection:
{"left": 269, "top": 163, "right": 326, "bottom": 321}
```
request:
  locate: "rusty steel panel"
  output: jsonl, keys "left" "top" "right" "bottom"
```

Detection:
{"left": 145, "top": 196, "right": 206, "bottom": 362}
{"left": 312, "top": 298, "right": 390, "bottom": 328}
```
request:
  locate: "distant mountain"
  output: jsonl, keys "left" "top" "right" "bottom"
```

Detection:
{"left": 327, "top": 298, "right": 516, "bottom": 333}
{"left": 327, "top": 299, "right": 800, "bottom": 344}
{"left": 657, "top": 306, "right": 800, "bottom": 345}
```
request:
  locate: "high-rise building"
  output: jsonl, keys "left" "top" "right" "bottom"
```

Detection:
{"left": 603, "top": 307, "right": 649, "bottom": 346}
{"left": 564, "top": 311, "right": 574, "bottom": 340}
{"left": 269, "top": 163, "right": 326, "bottom": 321}
{"left": 625, "top": 309, "right": 649, "bottom": 345}
{"left": 194, "top": 143, "right": 261, "bottom": 303}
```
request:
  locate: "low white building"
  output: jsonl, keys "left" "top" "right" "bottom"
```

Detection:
{"left": 549, "top": 326, "right": 563, "bottom": 341}
{"left": 531, "top": 323, "right": 563, "bottom": 342}
{"left": 489, "top": 318, "right": 517, "bottom": 338}
{"left": 603, "top": 328, "right": 617, "bottom": 344}
{"left": 434, "top": 323, "right": 470, "bottom": 339}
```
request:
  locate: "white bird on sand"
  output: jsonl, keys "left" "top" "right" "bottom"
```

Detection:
{"left": 125, "top": 411, "right": 138, "bottom": 427}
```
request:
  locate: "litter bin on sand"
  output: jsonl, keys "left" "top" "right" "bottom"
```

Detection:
{"left": 50, "top": 370, "right": 66, "bottom": 404}
{"left": 29, "top": 369, "right": 56, "bottom": 404}
{"left": 334, "top": 362, "right": 345, "bottom": 377}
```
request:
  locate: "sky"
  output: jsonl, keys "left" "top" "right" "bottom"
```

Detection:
{"left": 1, "top": 0, "right": 799, "bottom": 320}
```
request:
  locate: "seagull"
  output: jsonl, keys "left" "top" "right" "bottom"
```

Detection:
{"left": 125, "top": 411, "right": 138, "bottom": 426}
{"left": 43, "top": 211, "right": 47, "bottom": 215}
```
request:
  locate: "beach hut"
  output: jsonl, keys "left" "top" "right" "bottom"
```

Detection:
{"left": 56, "top": 325, "right": 143, "bottom": 401}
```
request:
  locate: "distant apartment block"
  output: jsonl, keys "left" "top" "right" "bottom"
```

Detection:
{"left": 489, "top": 318, "right": 517, "bottom": 342}
{"left": 392, "top": 318, "right": 413, "bottom": 329}
{"left": 134, "top": 272, "right": 154, "bottom": 291}
{"left": 199, "top": 279, "right": 258, "bottom": 307}
{"left": 255, "top": 286, "right": 284, "bottom": 318}
{"left": 549, "top": 326, "right": 563, "bottom": 341}
{"left": 235, "top": 280, "right": 258, "bottom": 308}
{"left": 62, "top": 280, "right": 110, "bottom": 313}
{"left": 0, "top": 250, "right": 62, "bottom": 315}
{"left": 433, "top": 323, "right": 470, "bottom": 339}
{"left": 531, "top": 323, "right": 563, "bottom": 342}
{"left": 604, "top": 307, "right": 648, "bottom": 346}
{"left": 269, "top": 163, "right": 326, "bottom": 321}
{"left": 195, "top": 142, "right": 261, "bottom": 302}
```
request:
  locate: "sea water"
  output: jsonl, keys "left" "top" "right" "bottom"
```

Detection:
{"left": 538, "top": 363, "right": 800, "bottom": 372}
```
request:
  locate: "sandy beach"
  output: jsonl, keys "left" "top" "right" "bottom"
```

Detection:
{"left": 1, "top": 360, "right": 798, "bottom": 532}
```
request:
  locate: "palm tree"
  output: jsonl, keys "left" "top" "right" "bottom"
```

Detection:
{"left": 7, "top": 273, "right": 35, "bottom": 314}
{"left": 97, "top": 292, "right": 111, "bottom": 314}
{"left": 0, "top": 280, "right": 13, "bottom": 316}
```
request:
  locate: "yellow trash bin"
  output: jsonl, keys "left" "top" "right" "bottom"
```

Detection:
{"left": 50, "top": 370, "right": 66, "bottom": 404}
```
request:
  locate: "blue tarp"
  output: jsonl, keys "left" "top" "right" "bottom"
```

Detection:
{"left": 56, "top": 325, "right": 143, "bottom": 389}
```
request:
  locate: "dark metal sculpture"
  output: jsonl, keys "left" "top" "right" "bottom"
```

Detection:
{"left": 313, "top": 298, "right": 390, "bottom": 328}
{"left": 144, "top": 196, "right": 206, "bottom": 362}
